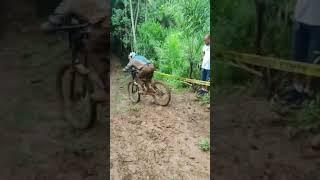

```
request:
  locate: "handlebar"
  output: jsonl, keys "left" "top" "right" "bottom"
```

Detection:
{"left": 51, "top": 23, "right": 90, "bottom": 33}
{"left": 124, "top": 67, "right": 138, "bottom": 73}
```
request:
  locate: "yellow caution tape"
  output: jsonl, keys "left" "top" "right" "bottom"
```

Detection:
{"left": 154, "top": 71, "right": 210, "bottom": 87}
{"left": 215, "top": 50, "right": 320, "bottom": 77}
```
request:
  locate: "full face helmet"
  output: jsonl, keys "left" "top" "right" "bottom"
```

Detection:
{"left": 129, "top": 52, "right": 136, "bottom": 58}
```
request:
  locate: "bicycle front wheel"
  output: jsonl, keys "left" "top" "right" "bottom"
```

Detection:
{"left": 128, "top": 81, "right": 140, "bottom": 103}
{"left": 57, "top": 64, "right": 97, "bottom": 129}
{"left": 152, "top": 81, "right": 171, "bottom": 106}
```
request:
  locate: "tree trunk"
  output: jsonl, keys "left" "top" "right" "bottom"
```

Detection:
{"left": 145, "top": 0, "right": 147, "bottom": 22}
{"left": 129, "top": 0, "right": 137, "bottom": 51}
{"left": 189, "top": 62, "right": 194, "bottom": 79}
{"left": 254, "top": 0, "right": 265, "bottom": 55}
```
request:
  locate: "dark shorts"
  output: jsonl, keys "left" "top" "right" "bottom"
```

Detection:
{"left": 201, "top": 69, "right": 210, "bottom": 81}
{"left": 138, "top": 64, "right": 155, "bottom": 81}
{"left": 292, "top": 21, "right": 320, "bottom": 63}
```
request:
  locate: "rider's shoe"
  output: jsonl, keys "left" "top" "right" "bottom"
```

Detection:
{"left": 198, "top": 88, "right": 208, "bottom": 96}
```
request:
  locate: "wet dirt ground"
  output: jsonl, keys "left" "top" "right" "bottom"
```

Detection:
{"left": 110, "top": 55, "right": 210, "bottom": 179}
{"left": 213, "top": 90, "right": 320, "bottom": 180}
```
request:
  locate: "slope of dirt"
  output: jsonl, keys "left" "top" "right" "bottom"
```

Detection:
{"left": 110, "top": 55, "right": 210, "bottom": 179}
{"left": 0, "top": 23, "right": 107, "bottom": 179}
{"left": 213, "top": 91, "right": 320, "bottom": 180}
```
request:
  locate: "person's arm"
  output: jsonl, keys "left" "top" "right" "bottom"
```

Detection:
{"left": 202, "top": 51, "right": 205, "bottom": 60}
{"left": 199, "top": 46, "right": 205, "bottom": 68}
{"left": 123, "top": 57, "right": 134, "bottom": 71}
{"left": 46, "top": 0, "right": 75, "bottom": 26}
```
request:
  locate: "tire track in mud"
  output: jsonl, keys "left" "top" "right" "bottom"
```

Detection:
{"left": 110, "top": 55, "right": 210, "bottom": 179}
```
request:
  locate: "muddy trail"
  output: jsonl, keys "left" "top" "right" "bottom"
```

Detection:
{"left": 110, "top": 55, "right": 210, "bottom": 179}
{"left": 213, "top": 90, "right": 320, "bottom": 180}
{"left": 0, "top": 19, "right": 107, "bottom": 179}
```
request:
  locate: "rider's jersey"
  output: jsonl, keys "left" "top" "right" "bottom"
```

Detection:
{"left": 132, "top": 54, "right": 151, "bottom": 64}
{"left": 294, "top": 0, "right": 320, "bottom": 26}
{"left": 125, "top": 54, "right": 152, "bottom": 70}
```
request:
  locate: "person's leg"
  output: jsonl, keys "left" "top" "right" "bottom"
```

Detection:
{"left": 279, "top": 22, "right": 311, "bottom": 106}
{"left": 304, "top": 24, "right": 320, "bottom": 94}
{"left": 293, "top": 22, "right": 309, "bottom": 62}
{"left": 281, "top": 21, "right": 307, "bottom": 104}
{"left": 205, "top": 69, "right": 210, "bottom": 81}
{"left": 136, "top": 69, "right": 148, "bottom": 93}
{"left": 199, "top": 69, "right": 208, "bottom": 94}
{"left": 141, "top": 64, "right": 155, "bottom": 93}
{"left": 307, "top": 25, "right": 320, "bottom": 63}
{"left": 292, "top": 22, "right": 310, "bottom": 93}
{"left": 86, "top": 26, "right": 108, "bottom": 102}
{"left": 203, "top": 69, "right": 210, "bottom": 92}
{"left": 201, "top": 68, "right": 207, "bottom": 81}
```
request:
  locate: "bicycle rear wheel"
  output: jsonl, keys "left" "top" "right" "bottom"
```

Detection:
{"left": 152, "top": 81, "right": 171, "bottom": 106}
{"left": 57, "top": 64, "right": 97, "bottom": 129}
{"left": 128, "top": 81, "right": 140, "bottom": 103}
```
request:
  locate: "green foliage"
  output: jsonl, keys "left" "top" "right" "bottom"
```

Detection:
{"left": 111, "top": 8, "right": 132, "bottom": 49}
{"left": 137, "top": 20, "right": 165, "bottom": 59}
{"left": 214, "top": 0, "right": 256, "bottom": 51}
{"left": 214, "top": 0, "right": 296, "bottom": 85}
{"left": 291, "top": 94, "right": 320, "bottom": 134}
{"left": 112, "top": 0, "right": 210, "bottom": 88}
{"left": 156, "top": 32, "right": 189, "bottom": 78}
{"left": 197, "top": 93, "right": 210, "bottom": 105}
{"left": 198, "top": 138, "right": 210, "bottom": 151}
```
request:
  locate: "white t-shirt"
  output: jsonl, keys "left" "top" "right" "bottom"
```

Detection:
{"left": 294, "top": 0, "right": 320, "bottom": 26}
{"left": 202, "top": 45, "right": 210, "bottom": 70}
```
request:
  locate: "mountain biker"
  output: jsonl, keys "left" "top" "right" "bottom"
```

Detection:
{"left": 123, "top": 52, "right": 155, "bottom": 93}
{"left": 40, "top": 0, "right": 109, "bottom": 102}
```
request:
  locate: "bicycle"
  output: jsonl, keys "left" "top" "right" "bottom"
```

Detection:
{"left": 55, "top": 18, "right": 104, "bottom": 129}
{"left": 125, "top": 67, "right": 171, "bottom": 106}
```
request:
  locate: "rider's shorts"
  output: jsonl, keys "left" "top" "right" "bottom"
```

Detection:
{"left": 138, "top": 64, "right": 155, "bottom": 81}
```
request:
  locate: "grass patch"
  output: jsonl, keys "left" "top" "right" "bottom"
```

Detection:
{"left": 198, "top": 138, "right": 210, "bottom": 151}
{"left": 197, "top": 93, "right": 210, "bottom": 105}
{"left": 286, "top": 94, "right": 320, "bottom": 137}
{"left": 154, "top": 74, "right": 188, "bottom": 89}
{"left": 129, "top": 105, "right": 140, "bottom": 112}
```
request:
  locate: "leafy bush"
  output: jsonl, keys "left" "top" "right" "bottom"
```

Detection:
{"left": 291, "top": 94, "right": 320, "bottom": 134}
{"left": 112, "top": 0, "right": 210, "bottom": 88}
{"left": 156, "top": 31, "right": 189, "bottom": 78}
{"left": 137, "top": 20, "right": 166, "bottom": 60}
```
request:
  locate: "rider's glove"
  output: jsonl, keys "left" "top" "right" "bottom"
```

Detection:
{"left": 122, "top": 68, "right": 128, "bottom": 72}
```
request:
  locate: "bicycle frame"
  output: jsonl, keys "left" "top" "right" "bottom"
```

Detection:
{"left": 62, "top": 25, "right": 90, "bottom": 101}
{"left": 126, "top": 68, "right": 138, "bottom": 81}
